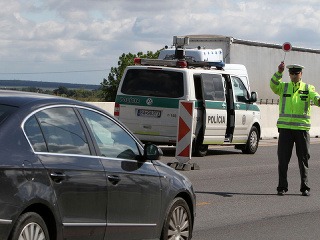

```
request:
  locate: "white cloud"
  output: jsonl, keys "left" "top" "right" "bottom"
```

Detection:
{"left": 1, "top": 0, "right": 320, "bottom": 84}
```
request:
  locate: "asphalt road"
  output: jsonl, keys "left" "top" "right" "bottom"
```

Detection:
{"left": 160, "top": 138, "right": 320, "bottom": 240}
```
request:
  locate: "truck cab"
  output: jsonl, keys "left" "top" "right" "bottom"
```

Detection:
{"left": 115, "top": 37, "right": 261, "bottom": 156}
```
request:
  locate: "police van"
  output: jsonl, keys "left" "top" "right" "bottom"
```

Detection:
{"left": 115, "top": 37, "right": 261, "bottom": 156}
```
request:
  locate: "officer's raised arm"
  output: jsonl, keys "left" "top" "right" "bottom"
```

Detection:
{"left": 270, "top": 62, "right": 285, "bottom": 95}
{"left": 278, "top": 61, "right": 285, "bottom": 73}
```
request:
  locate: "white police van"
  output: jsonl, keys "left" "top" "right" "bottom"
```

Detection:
{"left": 115, "top": 37, "right": 261, "bottom": 156}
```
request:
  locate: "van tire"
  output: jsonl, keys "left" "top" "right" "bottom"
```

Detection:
{"left": 242, "top": 126, "right": 259, "bottom": 154}
{"left": 193, "top": 141, "right": 208, "bottom": 157}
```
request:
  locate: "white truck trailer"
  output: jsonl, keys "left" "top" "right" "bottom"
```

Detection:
{"left": 175, "top": 35, "right": 320, "bottom": 101}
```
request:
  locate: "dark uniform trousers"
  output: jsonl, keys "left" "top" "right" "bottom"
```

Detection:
{"left": 277, "top": 128, "right": 310, "bottom": 193}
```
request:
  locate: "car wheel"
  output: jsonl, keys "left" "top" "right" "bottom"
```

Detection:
{"left": 242, "top": 126, "right": 259, "bottom": 154}
{"left": 9, "top": 212, "right": 50, "bottom": 240}
{"left": 161, "top": 197, "right": 192, "bottom": 240}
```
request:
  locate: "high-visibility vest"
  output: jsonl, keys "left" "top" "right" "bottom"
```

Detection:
{"left": 270, "top": 72, "right": 320, "bottom": 130}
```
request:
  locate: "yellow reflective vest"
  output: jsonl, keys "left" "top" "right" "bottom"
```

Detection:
{"left": 270, "top": 71, "right": 320, "bottom": 130}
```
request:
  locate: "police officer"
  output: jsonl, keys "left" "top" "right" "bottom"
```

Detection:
{"left": 270, "top": 62, "right": 320, "bottom": 196}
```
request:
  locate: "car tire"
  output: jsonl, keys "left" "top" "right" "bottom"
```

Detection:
{"left": 161, "top": 197, "right": 192, "bottom": 240}
{"left": 242, "top": 126, "right": 259, "bottom": 154}
{"left": 9, "top": 212, "right": 50, "bottom": 240}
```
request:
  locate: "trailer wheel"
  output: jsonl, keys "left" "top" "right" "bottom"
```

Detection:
{"left": 242, "top": 126, "right": 259, "bottom": 154}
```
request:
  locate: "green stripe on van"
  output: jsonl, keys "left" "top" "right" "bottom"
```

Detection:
{"left": 115, "top": 95, "right": 260, "bottom": 111}
{"left": 204, "top": 101, "right": 225, "bottom": 109}
{"left": 204, "top": 101, "right": 259, "bottom": 111}
{"left": 115, "top": 95, "right": 180, "bottom": 108}
{"left": 236, "top": 103, "right": 260, "bottom": 111}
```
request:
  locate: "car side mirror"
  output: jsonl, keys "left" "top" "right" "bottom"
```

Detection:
{"left": 143, "top": 143, "right": 163, "bottom": 160}
{"left": 250, "top": 91, "right": 258, "bottom": 103}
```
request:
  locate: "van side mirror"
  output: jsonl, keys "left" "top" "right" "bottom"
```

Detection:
{"left": 250, "top": 91, "right": 258, "bottom": 103}
{"left": 143, "top": 143, "right": 163, "bottom": 160}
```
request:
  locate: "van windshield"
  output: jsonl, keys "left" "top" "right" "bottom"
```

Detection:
{"left": 121, "top": 69, "right": 184, "bottom": 98}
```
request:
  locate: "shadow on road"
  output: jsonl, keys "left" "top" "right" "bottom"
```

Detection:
{"left": 195, "top": 191, "right": 301, "bottom": 197}
{"left": 160, "top": 147, "right": 242, "bottom": 157}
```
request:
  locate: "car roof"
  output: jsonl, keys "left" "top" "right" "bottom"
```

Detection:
{"left": 0, "top": 90, "right": 81, "bottom": 107}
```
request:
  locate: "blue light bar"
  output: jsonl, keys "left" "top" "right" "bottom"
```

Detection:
{"left": 207, "top": 61, "right": 225, "bottom": 68}
{"left": 188, "top": 61, "right": 225, "bottom": 68}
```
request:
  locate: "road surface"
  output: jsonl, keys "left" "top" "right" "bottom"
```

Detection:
{"left": 160, "top": 138, "right": 320, "bottom": 239}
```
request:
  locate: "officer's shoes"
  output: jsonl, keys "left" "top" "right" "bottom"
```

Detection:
{"left": 301, "top": 190, "right": 310, "bottom": 196}
{"left": 277, "top": 190, "right": 285, "bottom": 196}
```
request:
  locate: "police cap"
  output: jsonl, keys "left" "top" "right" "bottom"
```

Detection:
{"left": 286, "top": 64, "right": 304, "bottom": 73}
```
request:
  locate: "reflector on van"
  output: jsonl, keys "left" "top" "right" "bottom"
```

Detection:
{"left": 114, "top": 102, "right": 120, "bottom": 117}
{"left": 134, "top": 58, "right": 142, "bottom": 65}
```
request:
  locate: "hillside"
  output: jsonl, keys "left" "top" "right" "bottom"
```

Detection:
{"left": 0, "top": 79, "right": 100, "bottom": 90}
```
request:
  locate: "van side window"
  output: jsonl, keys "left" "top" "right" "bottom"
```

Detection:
{"left": 232, "top": 76, "right": 249, "bottom": 102}
{"left": 193, "top": 75, "right": 202, "bottom": 100}
{"left": 201, "top": 74, "right": 225, "bottom": 101}
{"left": 121, "top": 69, "right": 184, "bottom": 98}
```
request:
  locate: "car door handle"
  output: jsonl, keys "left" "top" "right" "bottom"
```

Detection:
{"left": 50, "top": 172, "right": 67, "bottom": 183}
{"left": 222, "top": 103, "right": 226, "bottom": 108}
{"left": 107, "top": 175, "right": 121, "bottom": 185}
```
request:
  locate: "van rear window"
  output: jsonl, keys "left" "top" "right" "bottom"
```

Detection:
{"left": 121, "top": 69, "right": 184, "bottom": 98}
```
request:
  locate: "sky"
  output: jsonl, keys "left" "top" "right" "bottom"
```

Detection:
{"left": 1, "top": 0, "right": 320, "bottom": 85}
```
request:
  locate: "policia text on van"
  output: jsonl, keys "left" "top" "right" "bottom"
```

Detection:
{"left": 115, "top": 36, "right": 261, "bottom": 156}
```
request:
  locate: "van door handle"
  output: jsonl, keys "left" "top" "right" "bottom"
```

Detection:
{"left": 236, "top": 104, "right": 240, "bottom": 109}
{"left": 222, "top": 103, "right": 226, "bottom": 108}
{"left": 50, "top": 172, "right": 67, "bottom": 183}
{"left": 108, "top": 175, "right": 121, "bottom": 185}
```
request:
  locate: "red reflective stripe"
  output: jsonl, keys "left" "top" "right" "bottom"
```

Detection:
{"left": 178, "top": 117, "right": 190, "bottom": 142}
{"left": 181, "top": 102, "right": 193, "bottom": 115}
{"left": 178, "top": 145, "right": 190, "bottom": 157}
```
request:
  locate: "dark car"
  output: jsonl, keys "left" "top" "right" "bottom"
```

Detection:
{"left": 0, "top": 90, "right": 195, "bottom": 240}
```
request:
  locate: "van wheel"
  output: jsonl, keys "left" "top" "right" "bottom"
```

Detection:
{"left": 192, "top": 140, "right": 208, "bottom": 157}
{"left": 161, "top": 197, "right": 192, "bottom": 240}
{"left": 9, "top": 212, "right": 50, "bottom": 240}
{"left": 242, "top": 126, "right": 259, "bottom": 154}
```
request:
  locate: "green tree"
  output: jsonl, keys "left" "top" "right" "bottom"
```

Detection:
{"left": 53, "top": 86, "right": 69, "bottom": 96}
{"left": 101, "top": 50, "right": 160, "bottom": 101}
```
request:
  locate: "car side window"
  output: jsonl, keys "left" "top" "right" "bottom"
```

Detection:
{"left": 79, "top": 109, "right": 140, "bottom": 160}
{"left": 25, "top": 107, "right": 91, "bottom": 155}
{"left": 232, "top": 76, "right": 249, "bottom": 102}
{"left": 24, "top": 115, "right": 48, "bottom": 152}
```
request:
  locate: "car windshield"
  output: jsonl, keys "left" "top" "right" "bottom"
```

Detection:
{"left": 0, "top": 104, "right": 18, "bottom": 123}
{"left": 121, "top": 69, "right": 184, "bottom": 98}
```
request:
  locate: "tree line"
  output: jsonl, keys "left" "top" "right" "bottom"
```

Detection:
{"left": 2, "top": 50, "right": 160, "bottom": 102}
{"left": 1, "top": 86, "right": 104, "bottom": 102}
{"left": 100, "top": 50, "right": 160, "bottom": 101}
